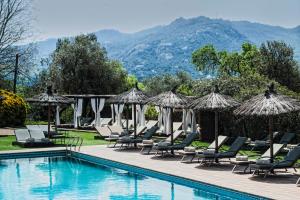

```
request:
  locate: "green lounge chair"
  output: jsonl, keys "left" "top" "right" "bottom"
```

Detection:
{"left": 249, "top": 146, "right": 300, "bottom": 178}
{"left": 138, "top": 130, "right": 184, "bottom": 154}
{"left": 198, "top": 137, "right": 247, "bottom": 164}
{"left": 231, "top": 143, "right": 284, "bottom": 173}
{"left": 179, "top": 135, "right": 228, "bottom": 163}
{"left": 117, "top": 126, "right": 159, "bottom": 148}
{"left": 154, "top": 132, "right": 199, "bottom": 156}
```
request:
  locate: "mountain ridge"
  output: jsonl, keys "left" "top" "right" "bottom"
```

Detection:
{"left": 33, "top": 16, "right": 300, "bottom": 79}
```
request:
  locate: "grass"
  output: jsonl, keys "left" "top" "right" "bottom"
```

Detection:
{"left": 0, "top": 130, "right": 109, "bottom": 151}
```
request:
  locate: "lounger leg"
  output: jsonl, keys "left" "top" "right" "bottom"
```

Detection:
{"left": 244, "top": 166, "right": 249, "bottom": 174}
{"left": 181, "top": 155, "right": 186, "bottom": 162}
{"left": 147, "top": 147, "right": 151, "bottom": 155}
{"left": 140, "top": 147, "right": 144, "bottom": 153}
{"left": 232, "top": 165, "right": 237, "bottom": 173}
{"left": 252, "top": 169, "right": 257, "bottom": 176}
{"left": 190, "top": 155, "right": 195, "bottom": 163}
{"left": 264, "top": 170, "right": 269, "bottom": 178}
{"left": 296, "top": 177, "right": 300, "bottom": 186}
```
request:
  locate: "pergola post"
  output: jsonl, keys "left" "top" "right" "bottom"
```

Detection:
{"left": 134, "top": 103, "right": 137, "bottom": 147}
{"left": 170, "top": 107, "right": 174, "bottom": 154}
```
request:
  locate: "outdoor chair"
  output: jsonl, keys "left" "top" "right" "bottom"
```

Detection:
{"left": 153, "top": 132, "right": 199, "bottom": 156}
{"left": 116, "top": 125, "right": 159, "bottom": 148}
{"left": 138, "top": 130, "right": 184, "bottom": 154}
{"left": 249, "top": 132, "right": 279, "bottom": 151}
{"left": 231, "top": 143, "right": 284, "bottom": 173}
{"left": 13, "top": 129, "right": 32, "bottom": 146}
{"left": 179, "top": 135, "right": 228, "bottom": 163}
{"left": 197, "top": 137, "right": 248, "bottom": 164}
{"left": 95, "top": 126, "right": 112, "bottom": 138}
{"left": 249, "top": 146, "right": 300, "bottom": 178}
{"left": 278, "top": 132, "right": 296, "bottom": 145}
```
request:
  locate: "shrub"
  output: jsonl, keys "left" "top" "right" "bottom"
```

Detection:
{"left": 0, "top": 89, "right": 27, "bottom": 127}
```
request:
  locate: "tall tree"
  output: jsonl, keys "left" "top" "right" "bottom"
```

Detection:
{"left": 260, "top": 41, "right": 300, "bottom": 92}
{"left": 0, "top": 0, "right": 34, "bottom": 90}
{"left": 48, "top": 34, "right": 128, "bottom": 94}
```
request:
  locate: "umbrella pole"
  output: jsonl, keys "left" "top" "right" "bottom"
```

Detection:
{"left": 170, "top": 108, "right": 174, "bottom": 155}
{"left": 215, "top": 111, "right": 219, "bottom": 163}
{"left": 269, "top": 116, "right": 274, "bottom": 163}
{"left": 48, "top": 102, "right": 51, "bottom": 139}
{"left": 134, "top": 103, "right": 137, "bottom": 147}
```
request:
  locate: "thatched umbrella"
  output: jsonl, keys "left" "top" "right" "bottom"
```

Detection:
{"left": 109, "top": 83, "right": 148, "bottom": 145}
{"left": 234, "top": 83, "right": 300, "bottom": 163}
{"left": 189, "top": 85, "right": 239, "bottom": 161}
{"left": 147, "top": 88, "right": 188, "bottom": 154}
{"left": 27, "top": 86, "right": 73, "bottom": 137}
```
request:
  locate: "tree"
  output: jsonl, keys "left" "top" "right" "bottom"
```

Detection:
{"left": 143, "top": 71, "right": 192, "bottom": 95}
{"left": 48, "top": 34, "right": 128, "bottom": 94}
{"left": 259, "top": 41, "right": 300, "bottom": 92}
{"left": 192, "top": 45, "right": 219, "bottom": 74}
{"left": 0, "top": 0, "right": 34, "bottom": 90}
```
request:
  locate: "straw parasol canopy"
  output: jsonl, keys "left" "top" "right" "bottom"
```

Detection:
{"left": 189, "top": 85, "right": 240, "bottom": 160}
{"left": 234, "top": 83, "right": 300, "bottom": 162}
{"left": 27, "top": 86, "right": 73, "bottom": 136}
{"left": 147, "top": 88, "right": 189, "bottom": 154}
{"left": 0, "top": 95, "right": 5, "bottom": 102}
{"left": 109, "top": 83, "right": 148, "bottom": 105}
{"left": 109, "top": 83, "right": 148, "bottom": 144}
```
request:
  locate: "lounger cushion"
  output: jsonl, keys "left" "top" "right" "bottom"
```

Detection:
{"left": 203, "top": 149, "right": 215, "bottom": 155}
{"left": 256, "top": 159, "right": 270, "bottom": 165}
{"left": 236, "top": 155, "right": 248, "bottom": 161}
{"left": 26, "top": 138, "right": 35, "bottom": 142}
{"left": 157, "top": 142, "right": 171, "bottom": 147}
{"left": 184, "top": 147, "right": 196, "bottom": 152}
{"left": 143, "top": 140, "right": 154, "bottom": 145}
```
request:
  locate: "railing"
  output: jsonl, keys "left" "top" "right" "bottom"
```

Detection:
{"left": 65, "top": 137, "right": 83, "bottom": 153}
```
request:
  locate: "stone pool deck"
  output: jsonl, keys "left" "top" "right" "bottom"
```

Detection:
{"left": 1, "top": 145, "right": 299, "bottom": 199}
{"left": 79, "top": 145, "right": 299, "bottom": 200}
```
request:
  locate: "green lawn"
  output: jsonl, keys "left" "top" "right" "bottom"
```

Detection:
{"left": 0, "top": 130, "right": 109, "bottom": 151}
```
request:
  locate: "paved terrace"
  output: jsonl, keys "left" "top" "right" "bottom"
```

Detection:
{"left": 0, "top": 145, "right": 299, "bottom": 199}
{"left": 79, "top": 145, "right": 299, "bottom": 200}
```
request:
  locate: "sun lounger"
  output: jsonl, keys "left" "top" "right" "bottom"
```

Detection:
{"left": 138, "top": 130, "right": 184, "bottom": 154}
{"left": 249, "top": 132, "right": 279, "bottom": 151}
{"left": 95, "top": 126, "right": 113, "bottom": 138}
{"left": 153, "top": 132, "right": 198, "bottom": 156}
{"left": 13, "top": 129, "right": 53, "bottom": 147}
{"left": 26, "top": 125, "right": 40, "bottom": 130}
{"left": 179, "top": 135, "right": 228, "bottom": 163}
{"left": 145, "top": 120, "right": 158, "bottom": 129}
{"left": 197, "top": 137, "right": 247, "bottom": 164}
{"left": 13, "top": 129, "right": 31, "bottom": 146}
{"left": 279, "top": 132, "right": 296, "bottom": 145}
{"left": 105, "top": 125, "right": 145, "bottom": 147}
{"left": 117, "top": 126, "right": 158, "bottom": 148}
{"left": 249, "top": 146, "right": 300, "bottom": 178}
{"left": 100, "top": 118, "right": 112, "bottom": 126}
{"left": 231, "top": 143, "right": 285, "bottom": 173}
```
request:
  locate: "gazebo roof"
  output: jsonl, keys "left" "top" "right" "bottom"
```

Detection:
{"left": 189, "top": 86, "right": 239, "bottom": 111}
{"left": 234, "top": 84, "right": 300, "bottom": 116}
{"left": 147, "top": 90, "right": 189, "bottom": 109}
{"left": 109, "top": 84, "right": 148, "bottom": 104}
{"left": 27, "top": 86, "right": 73, "bottom": 105}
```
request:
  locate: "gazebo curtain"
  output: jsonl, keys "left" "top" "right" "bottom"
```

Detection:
{"left": 163, "top": 108, "right": 172, "bottom": 135}
{"left": 110, "top": 104, "right": 116, "bottom": 122}
{"left": 183, "top": 109, "right": 197, "bottom": 133}
{"left": 155, "top": 106, "right": 163, "bottom": 130}
{"left": 73, "top": 98, "right": 83, "bottom": 128}
{"left": 114, "top": 104, "right": 124, "bottom": 126}
{"left": 55, "top": 105, "right": 63, "bottom": 126}
{"left": 91, "top": 98, "right": 105, "bottom": 127}
{"left": 137, "top": 104, "right": 148, "bottom": 126}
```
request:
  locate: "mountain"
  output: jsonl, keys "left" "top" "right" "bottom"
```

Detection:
{"left": 34, "top": 16, "right": 300, "bottom": 79}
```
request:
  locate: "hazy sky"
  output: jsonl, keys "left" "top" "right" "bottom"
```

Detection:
{"left": 32, "top": 0, "right": 300, "bottom": 40}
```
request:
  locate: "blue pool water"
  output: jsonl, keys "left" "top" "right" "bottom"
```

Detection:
{"left": 0, "top": 156, "right": 263, "bottom": 200}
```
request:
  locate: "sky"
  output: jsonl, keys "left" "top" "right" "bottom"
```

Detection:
{"left": 31, "top": 0, "right": 300, "bottom": 41}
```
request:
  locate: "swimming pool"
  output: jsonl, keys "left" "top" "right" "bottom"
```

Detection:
{"left": 0, "top": 152, "right": 266, "bottom": 200}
